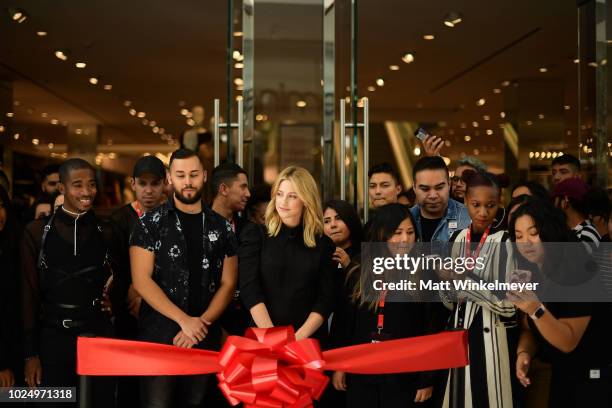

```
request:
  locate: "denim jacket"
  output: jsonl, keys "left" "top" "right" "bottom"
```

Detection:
{"left": 410, "top": 198, "right": 471, "bottom": 242}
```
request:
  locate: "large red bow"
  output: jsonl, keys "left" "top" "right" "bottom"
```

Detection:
{"left": 78, "top": 327, "right": 468, "bottom": 408}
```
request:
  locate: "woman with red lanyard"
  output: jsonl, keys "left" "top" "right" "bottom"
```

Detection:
{"left": 442, "top": 170, "right": 519, "bottom": 408}
{"left": 330, "top": 203, "right": 439, "bottom": 407}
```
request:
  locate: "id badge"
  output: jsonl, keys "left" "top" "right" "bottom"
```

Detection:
{"left": 448, "top": 221, "right": 458, "bottom": 230}
{"left": 371, "top": 331, "right": 391, "bottom": 343}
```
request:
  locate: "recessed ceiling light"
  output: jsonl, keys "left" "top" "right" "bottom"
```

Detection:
{"left": 186, "top": 118, "right": 195, "bottom": 126}
{"left": 180, "top": 108, "right": 189, "bottom": 116}
{"left": 89, "top": 77, "right": 99, "bottom": 85}
{"left": 296, "top": 100, "right": 307, "bottom": 108}
{"left": 32, "top": 138, "right": 39, "bottom": 146}
{"left": 413, "top": 147, "right": 421, "bottom": 156}
{"left": 464, "top": 135, "right": 472, "bottom": 142}
{"left": 234, "top": 78, "right": 244, "bottom": 86}
{"left": 48, "top": 143, "right": 54, "bottom": 149}
{"left": 423, "top": 34, "right": 435, "bottom": 40}
{"left": 149, "top": 121, "right": 157, "bottom": 127}
{"left": 493, "top": 88, "right": 501, "bottom": 94}
{"left": 75, "top": 62, "right": 86, "bottom": 68}
{"left": 526, "top": 120, "right": 533, "bottom": 126}
{"left": 0, "top": 126, "right": 3, "bottom": 132}
{"left": 486, "top": 129, "right": 493, "bottom": 135}
{"left": 500, "top": 111, "right": 506, "bottom": 118}
{"left": 152, "top": 127, "right": 159, "bottom": 133}
{"left": 483, "top": 115, "right": 490, "bottom": 121}
{"left": 123, "top": 100, "right": 132, "bottom": 107}
{"left": 233, "top": 31, "right": 243, "bottom": 37}
{"left": 473, "top": 149, "right": 480, "bottom": 155}
{"left": 41, "top": 112, "right": 48, "bottom": 118}
{"left": 142, "top": 119, "right": 149, "bottom": 125}
{"left": 476, "top": 98, "right": 486, "bottom": 106}
{"left": 389, "top": 65, "right": 400, "bottom": 71}
{"left": 472, "top": 121, "right": 479, "bottom": 128}
{"left": 367, "top": 86, "right": 376, "bottom": 92}
{"left": 36, "top": 31, "right": 47, "bottom": 37}
{"left": 501, "top": 80, "right": 511, "bottom": 87}
{"left": 376, "top": 78, "right": 385, "bottom": 87}
{"left": 235, "top": 62, "right": 244, "bottom": 69}
{"left": 402, "top": 52, "right": 415, "bottom": 64}
{"left": 539, "top": 67, "right": 548, "bottom": 73}
{"left": 103, "top": 84, "right": 112, "bottom": 90}
{"left": 443, "top": 12, "right": 463, "bottom": 28}
{"left": 564, "top": 105, "right": 571, "bottom": 110}
{"left": 137, "top": 112, "right": 146, "bottom": 118}
{"left": 13, "top": 133, "right": 19, "bottom": 140}
{"left": 6, "top": 112, "right": 14, "bottom": 118}
{"left": 129, "top": 109, "right": 136, "bottom": 116}
{"left": 9, "top": 8, "right": 27, "bottom": 23}
{"left": 588, "top": 61, "right": 598, "bottom": 68}
{"left": 538, "top": 113, "right": 545, "bottom": 119}
{"left": 55, "top": 50, "right": 69, "bottom": 61}
{"left": 574, "top": 58, "right": 580, "bottom": 64}
{"left": 50, "top": 119, "right": 59, "bottom": 125}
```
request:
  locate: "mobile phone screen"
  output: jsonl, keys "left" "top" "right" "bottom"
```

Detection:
{"left": 414, "top": 127, "right": 429, "bottom": 142}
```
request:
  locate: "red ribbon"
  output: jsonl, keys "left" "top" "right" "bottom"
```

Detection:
{"left": 78, "top": 327, "right": 468, "bottom": 408}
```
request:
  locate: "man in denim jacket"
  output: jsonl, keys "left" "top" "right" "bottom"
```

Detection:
{"left": 410, "top": 156, "right": 471, "bottom": 242}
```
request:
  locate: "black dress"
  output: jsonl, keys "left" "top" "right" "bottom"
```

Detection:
{"left": 239, "top": 222, "right": 336, "bottom": 341}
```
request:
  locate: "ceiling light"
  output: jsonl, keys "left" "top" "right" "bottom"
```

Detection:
{"left": 103, "top": 84, "right": 112, "bottom": 90}
{"left": 234, "top": 78, "right": 244, "bottom": 86}
{"left": 367, "top": 86, "right": 376, "bottom": 92}
{"left": 149, "top": 121, "right": 156, "bottom": 127}
{"left": 402, "top": 52, "right": 415, "bottom": 64}
{"left": 526, "top": 120, "right": 533, "bottom": 126}
{"left": 256, "top": 114, "right": 264, "bottom": 121}
{"left": 180, "top": 108, "right": 189, "bottom": 116}
{"left": 588, "top": 61, "right": 599, "bottom": 68}
{"left": 41, "top": 112, "right": 48, "bottom": 118}
{"left": 389, "top": 65, "right": 400, "bottom": 71}
{"left": 539, "top": 67, "right": 548, "bottom": 73}
{"left": 13, "top": 133, "right": 19, "bottom": 140}
{"left": 129, "top": 109, "right": 136, "bottom": 116}
{"left": 574, "top": 58, "right": 580, "bottom": 64}
{"left": 483, "top": 115, "right": 490, "bottom": 121}
{"left": 529, "top": 151, "right": 534, "bottom": 159}
{"left": 473, "top": 149, "right": 480, "bottom": 155}
{"left": 123, "top": 100, "right": 132, "bottom": 107}
{"left": 472, "top": 121, "right": 479, "bottom": 128}
{"left": 152, "top": 127, "right": 159, "bottom": 133}
{"left": 443, "top": 12, "right": 463, "bottom": 27}
{"left": 137, "top": 111, "right": 146, "bottom": 118}
{"left": 0, "top": 125, "right": 3, "bottom": 132}
{"left": 55, "top": 50, "right": 69, "bottom": 61}
{"left": 476, "top": 98, "right": 486, "bottom": 106}
{"left": 464, "top": 135, "right": 472, "bottom": 142}
{"left": 235, "top": 95, "right": 243, "bottom": 102}
{"left": 493, "top": 88, "right": 501, "bottom": 94}
{"left": 89, "top": 77, "right": 98, "bottom": 85}
{"left": 233, "top": 31, "right": 243, "bottom": 37}
{"left": 534, "top": 152, "right": 540, "bottom": 158}
{"left": 75, "top": 62, "right": 86, "bottom": 68}
{"left": 546, "top": 152, "right": 552, "bottom": 159}
{"left": 296, "top": 100, "right": 307, "bottom": 108}
{"left": 6, "top": 112, "right": 14, "bottom": 118}
{"left": 235, "top": 62, "right": 244, "bottom": 69}
{"left": 501, "top": 80, "right": 511, "bottom": 87}
{"left": 48, "top": 143, "right": 54, "bottom": 149}
{"left": 142, "top": 119, "right": 149, "bottom": 125}
{"left": 186, "top": 118, "right": 195, "bottom": 126}
{"left": 376, "top": 78, "right": 385, "bottom": 86}
{"left": 423, "top": 34, "right": 435, "bottom": 40}
{"left": 32, "top": 138, "right": 39, "bottom": 146}
{"left": 36, "top": 31, "right": 47, "bottom": 37}
{"left": 486, "top": 129, "right": 493, "bottom": 135}
{"left": 50, "top": 119, "right": 59, "bottom": 125}
{"left": 108, "top": 153, "right": 117, "bottom": 159}
{"left": 500, "top": 111, "right": 506, "bottom": 119}
{"left": 413, "top": 147, "right": 421, "bottom": 156}
{"left": 552, "top": 152, "right": 558, "bottom": 158}
{"left": 9, "top": 8, "right": 27, "bottom": 23}
{"left": 538, "top": 113, "right": 545, "bottom": 119}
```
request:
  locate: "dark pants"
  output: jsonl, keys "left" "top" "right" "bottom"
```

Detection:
{"left": 39, "top": 325, "right": 116, "bottom": 408}
{"left": 140, "top": 375, "right": 211, "bottom": 408}
{"left": 346, "top": 374, "right": 427, "bottom": 408}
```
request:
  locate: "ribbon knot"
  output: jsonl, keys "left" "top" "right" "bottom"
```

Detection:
{"left": 217, "top": 327, "right": 328, "bottom": 408}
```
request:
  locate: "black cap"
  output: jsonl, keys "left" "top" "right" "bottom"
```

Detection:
{"left": 133, "top": 155, "right": 166, "bottom": 179}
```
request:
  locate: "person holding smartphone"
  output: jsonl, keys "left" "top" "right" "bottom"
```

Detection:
{"left": 443, "top": 169, "right": 518, "bottom": 408}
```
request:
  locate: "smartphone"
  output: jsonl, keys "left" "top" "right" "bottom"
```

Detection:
{"left": 509, "top": 269, "right": 532, "bottom": 285}
{"left": 414, "top": 127, "right": 430, "bottom": 142}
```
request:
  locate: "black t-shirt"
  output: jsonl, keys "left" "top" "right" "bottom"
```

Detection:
{"left": 177, "top": 210, "right": 205, "bottom": 315}
{"left": 420, "top": 216, "right": 442, "bottom": 242}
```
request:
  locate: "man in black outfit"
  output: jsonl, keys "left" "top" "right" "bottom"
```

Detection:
{"left": 130, "top": 149, "right": 238, "bottom": 408}
{"left": 106, "top": 155, "right": 166, "bottom": 408}
{"left": 21, "top": 158, "right": 114, "bottom": 407}
{"left": 211, "top": 162, "right": 251, "bottom": 337}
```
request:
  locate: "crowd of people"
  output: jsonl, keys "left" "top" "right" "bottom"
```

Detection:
{"left": 0, "top": 139, "right": 611, "bottom": 408}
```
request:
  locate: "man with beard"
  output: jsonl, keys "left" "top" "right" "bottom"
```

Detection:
{"left": 410, "top": 156, "right": 471, "bottom": 242}
{"left": 449, "top": 157, "right": 486, "bottom": 204}
{"left": 130, "top": 149, "right": 238, "bottom": 408}
{"left": 211, "top": 163, "right": 250, "bottom": 337}
{"left": 106, "top": 155, "right": 166, "bottom": 408}
{"left": 21, "top": 158, "right": 114, "bottom": 406}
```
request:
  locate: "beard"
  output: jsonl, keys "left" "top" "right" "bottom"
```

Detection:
{"left": 174, "top": 184, "right": 204, "bottom": 204}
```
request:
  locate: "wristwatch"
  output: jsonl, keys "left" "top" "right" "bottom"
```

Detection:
{"left": 529, "top": 304, "right": 546, "bottom": 320}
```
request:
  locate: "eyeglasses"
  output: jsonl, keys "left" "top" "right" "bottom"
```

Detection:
{"left": 450, "top": 176, "right": 464, "bottom": 183}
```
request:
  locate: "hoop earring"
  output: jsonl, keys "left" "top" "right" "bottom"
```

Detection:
{"left": 492, "top": 207, "right": 506, "bottom": 229}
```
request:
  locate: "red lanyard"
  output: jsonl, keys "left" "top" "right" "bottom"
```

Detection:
{"left": 465, "top": 225, "right": 490, "bottom": 264}
{"left": 376, "top": 290, "right": 387, "bottom": 333}
{"left": 133, "top": 201, "right": 144, "bottom": 217}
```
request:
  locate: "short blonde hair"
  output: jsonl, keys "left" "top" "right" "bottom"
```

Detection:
{"left": 265, "top": 166, "right": 323, "bottom": 248}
